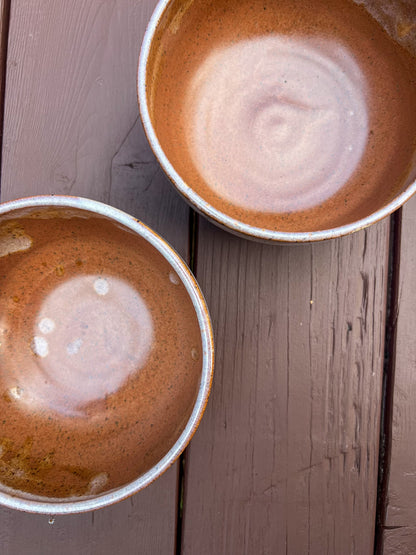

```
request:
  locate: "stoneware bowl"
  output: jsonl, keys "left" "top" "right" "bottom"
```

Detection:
{"left": 0, "top": 196, "right": 213, "bottom": 514}
{"left": 138, "top": 0, "right": 416, "bottom": 243}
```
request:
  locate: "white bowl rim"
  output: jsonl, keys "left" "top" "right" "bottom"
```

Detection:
{"left": 0, "top": 195, "right": 214, "bottom": 515}
{"left": 137, "top": 0, "right": 416, "bottom": 243}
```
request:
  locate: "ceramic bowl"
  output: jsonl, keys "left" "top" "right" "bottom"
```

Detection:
{"left": 138, "top": 0, "right": 416, "bottom": 242}
{"left": 0, "top": 196, "right": 213, "bottom": 514}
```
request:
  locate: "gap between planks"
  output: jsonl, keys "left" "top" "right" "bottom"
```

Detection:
{"left": 374, "top": 209, "right": 403, "bottom": 555}
{"left": 176, "top": 209, "right": 199, "bottom": 555}
{"left": 0, "top": 0, "right": 11, "bottom": 197}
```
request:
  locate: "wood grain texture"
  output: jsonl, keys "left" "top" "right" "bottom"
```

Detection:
{"left": 384, "top": 195, "right": 416, "bottom": 554}
{"left": 2, "top": 0, "right": 154, "bottom": 203}
{"left": 0, "top": 1, "right": 188, "bottom": 554}
{"left": 0, "top": 467, "right": 177, "bottom": 555}
{"left": 182, "top": 218, "right": 389, "bottom": 555}
{"left": 0, "top": 0, "right": 10, "bottom": 182}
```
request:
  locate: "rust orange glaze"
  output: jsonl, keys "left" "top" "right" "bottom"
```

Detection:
{"left": 0, "top": 196, "right": 214, "bottom": 514}
{"left": 138, "top": 0, "right": 416, "bottom": 242}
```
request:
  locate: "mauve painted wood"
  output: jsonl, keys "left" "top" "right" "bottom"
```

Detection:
{"left": 0, "top": 0, "right": 403, "bottom": 553}
{"left": 0, "top": 0, "right": 9, "bottom": 187}
{"left": 0, "top": 1, "right": 183, "bottom": 554}
{"left": 384, "top": 195, "right": 416, "bottom": 554}
{"left": 182, "top": 218, "right": 389, "bottom": 554}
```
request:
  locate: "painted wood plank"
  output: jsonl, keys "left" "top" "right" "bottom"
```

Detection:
{"left": 384, "top": 195, "right": 416, "bottom": 554}
{"left": 182, "top": 219, "right": 389, "bottom": 555}
{"left": 0, "top": 0, "right": 9, "bottom": 180}
{"left": 0, "top": 1, "right": 187, "bottom": 554}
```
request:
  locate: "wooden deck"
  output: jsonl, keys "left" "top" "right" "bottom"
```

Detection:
{"left": 0, "top": 2, "right": 414, "bottom": 553}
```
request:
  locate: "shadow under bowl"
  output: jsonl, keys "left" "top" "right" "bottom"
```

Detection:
{"left": 0, "top": 196, "right": 213, "bottom": 514}
{"left": 138, "top": 0, "right": 416, "bottom": 242}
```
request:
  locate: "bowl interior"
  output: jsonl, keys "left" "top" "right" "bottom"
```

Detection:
{"left": 143, "top": 0, "right": 416, "bottom": 235}
{"left": 0, "top": 201, "right": 208, "bottom": 509}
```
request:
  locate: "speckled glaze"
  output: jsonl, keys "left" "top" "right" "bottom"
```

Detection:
{"left": 0, "top": 196, "right": 213, "bottom": 514}
{"left": 138, "top": 0, "right": 416, "bottom": 242}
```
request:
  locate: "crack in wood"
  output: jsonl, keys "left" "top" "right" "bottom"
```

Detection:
{"left": 0, "top": 0, "right": 11, "bottom": 201}
{"left": 374, "top": 210, "right": 403, "bottom": 555}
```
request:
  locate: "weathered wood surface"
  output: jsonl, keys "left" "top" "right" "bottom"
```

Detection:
{"left": 0, "top": 0, "right": 410, "bottom": 554}
{"left": 0, "top": 0, "right": 9, "bottom": 172}
{"left": 182, "top": 219, "right": 390, "bottom": 555}
{"left": 0, "top": 1, "right": 185, "bottom": 554}
{"left": 384, "top": 195, "right": 416, "bottom": 555}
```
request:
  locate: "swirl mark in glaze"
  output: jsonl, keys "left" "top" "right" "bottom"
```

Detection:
{"left": 6, "top": 275, "right": 154, "bottom": 416}
{"left": 187, "top": 36, "right": 369, "bottom": 212}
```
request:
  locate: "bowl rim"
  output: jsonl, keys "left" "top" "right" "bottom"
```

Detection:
{"left": 137, "top": 0, "right": 416, "bottom": 243}
{"left": 0, "top": 195, "right": 214, "bottom": 514}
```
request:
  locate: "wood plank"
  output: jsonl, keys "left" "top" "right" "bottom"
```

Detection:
{"left": 0, "top": 1, "right": 187, "bottom": 554}
{"left": 384, "top": 195, "right": 416, "bottom": 554}
{"left": 0, "top": 0, "right": 10, "bottom": 183}
{"left": 182, "top": 219, "right": 389, "bottom": 554}
{"left": 0, "top": 468, "right": 177, "bottom": 555}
